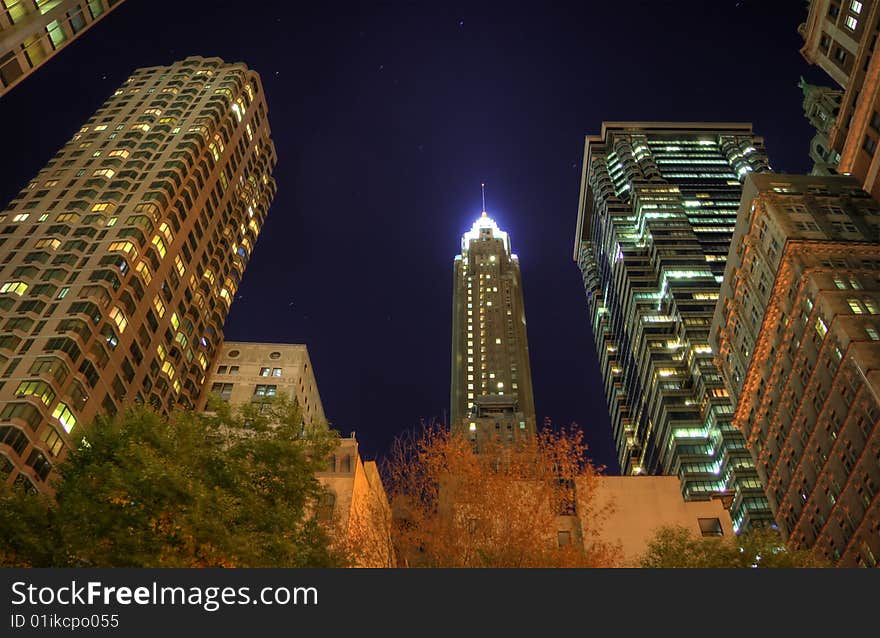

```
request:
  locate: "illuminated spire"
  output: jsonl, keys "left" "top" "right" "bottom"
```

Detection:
{"left": 481, "top": 182, "right": 487, "bottom": 216}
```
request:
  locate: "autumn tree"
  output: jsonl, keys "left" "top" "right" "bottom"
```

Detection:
{"left": 384, "top": 424, "right": 621, "bottom": 567}
{"left": 0, "top": 395, "right": 346, "bottom": 567}
{"left": 639, "top": 524, "right": 831, "bottom": 568}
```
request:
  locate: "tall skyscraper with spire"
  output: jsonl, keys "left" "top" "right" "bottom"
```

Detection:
{"left": 451, "top": 191, "right": 535, "bottom": 445}
{"left": 0, "top": 56, "right": 276, "bottom": 493}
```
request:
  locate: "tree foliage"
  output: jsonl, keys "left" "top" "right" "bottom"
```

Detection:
{"left": 639, "top": 524, "right": 831, "bottom": 568}
{"left": 384, "top": 425, "right": 621, "bottom": 567}
{"left": 0, "top": 396, "right": 345, "bottom": 567}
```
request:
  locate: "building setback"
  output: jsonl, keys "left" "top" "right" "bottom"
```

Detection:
{"left": 201, "top": 341, "right": 395, "bottom": 568}
{"left": 573, "top": 122, "right": 774, "bottom": 532}
{"left": 451, "top": 210, "right": 536, "bottom": 445}
{"left": 0, "top": 56, "right": 277, "bottom": 493}
{"left": 711, "top": 173, "right": 880, "bottom": 566}
{"left": 799, "top": 1, "right": 880, "bottom": 198}
{"left": 1, "top": 0, "right": 125, "bottom": 97}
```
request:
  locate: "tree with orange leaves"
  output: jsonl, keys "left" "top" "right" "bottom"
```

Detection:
{"left": 384, "top": 424, "right": 621, "bottom": 568}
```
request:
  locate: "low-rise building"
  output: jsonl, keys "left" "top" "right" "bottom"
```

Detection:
{"left": 200, "top": 340, "right": 394, "bottom": 567}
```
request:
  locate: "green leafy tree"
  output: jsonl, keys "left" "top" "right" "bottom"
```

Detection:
{"left": 0, "top": 395, "right": 345, "bottom": 567}
{"left": 639, "top": 524, "right": 831, "bottom": 568}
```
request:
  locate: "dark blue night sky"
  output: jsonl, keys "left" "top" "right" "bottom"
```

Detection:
{"left": 0, "top": 1, "right": 830, "bottom": 471}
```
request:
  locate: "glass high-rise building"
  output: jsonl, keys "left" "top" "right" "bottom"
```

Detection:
{"left": 451, "top": 210, "right": 536, "bottom": 445}
{"left": 0, "top": 56, "right": 276, "bottom": 493}
{"left": 573, "top": 122, "right": 773, "bottom": 531}
{"left": 1, "top": 0, "right": 126, "bottom": 97}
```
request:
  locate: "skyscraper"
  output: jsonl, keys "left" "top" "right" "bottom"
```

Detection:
{"left": 1, "top": 0, "right": 126, "bottom": 97}
{"left": 710, "top": 172, "right": 880, "bottom": 566}
{"left": 798, "top": 1, "right": 880, "bottom": 199}
{"left": 573, "top": 122, "right": 774, "bottom": 531}
{"left": 798, "top": 0, "right": 873, "bottom": 91}
{"left": 451, "top": 206, "right": 535, "bottom": 445}
{"left": 0, "top": 56, "right": 277, "bottom": 493}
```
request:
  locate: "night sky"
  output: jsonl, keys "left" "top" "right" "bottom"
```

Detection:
{"left": 0, "top": 1, "right": 832, "bottom": 471}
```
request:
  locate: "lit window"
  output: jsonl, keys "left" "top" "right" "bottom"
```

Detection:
{"left": 852, "top": 1, "right": 863, "bottom": 14}
{"left": 849, "top": 298, "right": 864, "bottom": 314}
{"left": 13, "top": 213, "right": 28, "bottom": 222}
{"left": 151, "top": 235, "right": 167, "bottom": 258}
{"left": 272, "top": 368, "right": 282, "bottom": 377}
{"left": 15, "top": 380, "right": 56, "bottom": 406}
{"left": 108, "top": 241, "right": 137, "bottom": 257}
{"left": 161, "top": 361, "right": 176, "bottom": 380}
{"left": 135, "top": 262, "right": 152, "bottom": 284}
{"left": 260, "top": 367, "right": 271, "bottom": 376}
{"left": 93, "top": 169, "right": 115, "bottom": 179}
{"left": 866, "top": 327, "right": 880, "bottom": 341}
{"left": 845, "top": 15, "right": 858, "bottom": 30}
{"left": 153, "top": 295, "right": 166, "bottom": 318}
{"left": 108, "top": 307, "right": 128, "bottom": 333}
{"left": 815, "top": 317, "right": 828, "bottom": 339}
{"left": 34, "top": 238, "right": 60, "bottom": 250}
{"left": 158, "top": 222, "right": 173, "bottom": 244}
{"left": 0, "top": 281, "right": 29, "bottom": 296}
{"left": 52, "top": 402, "right": 77, "bottom": 433}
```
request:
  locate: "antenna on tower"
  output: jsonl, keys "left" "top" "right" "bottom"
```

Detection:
{"left": 481, "top": 182, "right": 486, "bottom": 215}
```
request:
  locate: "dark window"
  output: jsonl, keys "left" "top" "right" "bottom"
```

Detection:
{"left": 698, "top": 517, "right": 724, "bottom": 537}
{"left": 210, "top": 382, "right": 233, "bottom": 402}
{"left": 863, "top": 134, "right": 877, "bottom": 156}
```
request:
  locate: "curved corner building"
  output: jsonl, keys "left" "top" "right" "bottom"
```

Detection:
{"left": 573, "top": 122, "right": 774, "bottom": 531}
{"left": 0, "top": 56, "right": 277, "bottom": 493}
{"left": 451, "top": 210, "right": 536, "bottom": 446}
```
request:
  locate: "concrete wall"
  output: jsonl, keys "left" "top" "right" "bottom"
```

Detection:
{"left": 585, "top": 476, "right": 734, "bottom": 567}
